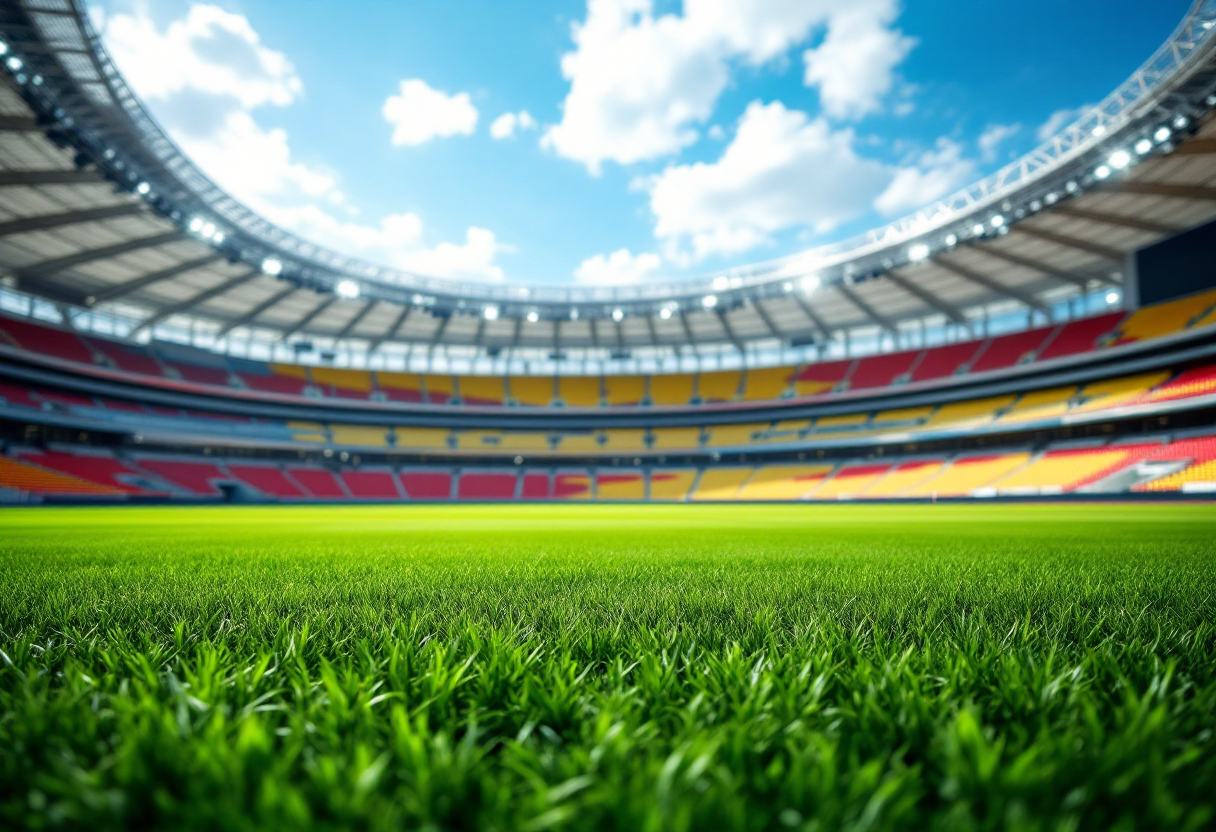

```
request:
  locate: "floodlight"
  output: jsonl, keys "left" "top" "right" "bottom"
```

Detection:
{"left": 1106, "top": 291, "right": 1120, "bottom": 305}
{"left": 201, "top": 222, "right": 216, "bottom": 238}
{"left": 1093, "top": 164, "right": 1112, "bottom": 180}
{"left": 611, "top": 308, "right": 624, "bottom": 322}
{"left": 1154, "top": 126, "right": 1171, "bottom": 142}
{"left": 0, "top": 39, "right": 8, "bottom": 56}
{"left": 188, "top": 216, "right": 205, "bottom": 233}
{"left": 972, "top": 223, "right": 985, "bottom": 236}
{"left": 135, "top": 181, "right": 150, "bottom": 195}
{"left": 6, "top": 56, "right": 22, "bottom": 71}
{"left": 712, "top": 276, "right": 729, "bottom": 291}
{"left": 907, "top": 243, "right": 930, "bottom": 262}
{"left": 990, "top": 215, "right": 1005, "bottom": 228}
{"left": 526, "top": 311, "right": 539, "bottom": 323}
{"left": 1173, "top": 114, "right": 1189, "bottom": 129}
{"left": 801, "top": 275, "right": 820, "bottom": 294}
{"left": 1108, "top": 149, "right": 1131, "bottom": 169}
{"left": 945, "top": 234, "right": 958, "bottom": 247}
{"left": 701, "top": 294, "right": 718, "bottom": 309}
{"left": 1091, "top": 124, "right": 1106, "bottom": 137}
{"left": 261, "top": 258, "right": 283, "bottom": 276}
{"left": 211, "top": 231, "right": 224, "bottom": 245}
{"left": 659, "top": 307, "right": 673, "bottom": 320}
{"left": 483, "top": 305, "right": 499, "bottom": 321}
{"left": 335, "top": 279, "right": 361, "bottom": 299}
{"left": 1134, "top": 138, "right": 1153, "bottom": 155}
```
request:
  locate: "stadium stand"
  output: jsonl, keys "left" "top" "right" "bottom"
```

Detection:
{"left": 648, "top": 470, "right": 697, "bottom": 501}
{"left": 595, "top": 471, "right": 646, "bottom": 500}
{"left": 1115, "top": 289, "right": 1216, "bottom": 342}
{"left": 342, "top": 470, "right": 402, "bottom": 499}
{"left": 288, "top": 467, "right": 348, "bottom": 499}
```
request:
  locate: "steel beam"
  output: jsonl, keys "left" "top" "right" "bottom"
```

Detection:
{"left": 368, "top": 305, "right": 412, "bottom": 353}
{"left": 18, "top": 231, "right": 183, "bottom": 281}
{"left": 932, "top": 257, "right": 1052, "bottom": 316}
{"left": 972, "top": 246, "right": 1101, "bottom": 289}
{"left": 0, "top": 203, "right": 144, "bottom": 237}
{"left": 280, "top": 297, "right": 336, "bottom": 341}
{"left": 0, "top": 115, "right": 38, "bottom": 131}
{"left": 213, "top": 285, "right": 299, "bottom": 339}
{"left": 0, "top": 169, "right": 98, "bottom": 187}
{"left": 751, "top": 298, "right": 784, "bottom": 339}
{"left": 836, "top": 283, "right": 898, "bottom": 334}
{"left": 131, "top": 268, "right": 260, "bottom": 335}
{"left": 1053, "top": 205, "right": 1182, "bottom": 235}
{"left": 1106, "top": 182, "right": 1216, "bottom": 200}
{"left": 884, "top": 270, "right": 970, "bottom": 326}
{"left": 86, "top": 253, "right": 224, "bottom": 304}
{"left": 336, "top": 300, "right": 377, "bottom": 340}
{"left": 790, "top": 292, "right": 831, "bottom": 342}
{"left": 1012, "top": 225, "right": 1126, "bottom": 262}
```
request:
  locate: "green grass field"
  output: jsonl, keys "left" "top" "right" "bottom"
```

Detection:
{"left": 1, "top": 504, "right": 1214, "bottom": 831}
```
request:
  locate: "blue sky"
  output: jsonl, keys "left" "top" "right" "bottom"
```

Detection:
{"left": 93, "top": 0, "right": 1191, "bottom": 287}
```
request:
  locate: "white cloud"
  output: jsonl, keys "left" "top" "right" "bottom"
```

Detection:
{"left": 1037, "top": 105, "right": 1091, "bottom": 142}
{"left": 101, "top": 5, "right": 507, "bottom": 283}
{"left": 978, "top": 122, "right": 1019, "bottom": 162}
{"left": 490, "top": 110, "right": 538, "bottom": 140}
{"left": 874, "top": 137, "right": 974, "bottom": 216}
{"left": 382, "top": 79, "right": 478, "bottom": 146}
{"left": 802, "top": 0, "right": 915, "bottom": 120}
{"left": 574, "top": 248, "right": 662, "bottom": 285}
{"left": 646, "top": 100, "right": 888, "bottom": 261}
{"left": 543, "top": 0, "right": 910, "bottom": 173}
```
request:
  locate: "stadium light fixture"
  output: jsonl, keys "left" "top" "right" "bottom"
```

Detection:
{"left": 712, "top": 276, "right": 729, "bottom": 291}
{"left": 801, "top": 275, "right": 820, "bottom": 294}
{"left": 907, "top": 243, "right": 930, "bottom": 262}
{"left": 1106, "top": 291, "right": 1120, "bottom": 305}
{"left": 211, "top": 231, "right": 225, "bottom": 245}
{"left": 6, "top": 56, "right": 22, "bottom": 72}
{"left": 261, "top": 258, "right": 283, "bottom": 276}
{"left": 611, "top": 308, "right": 624, "bottom": 322}
{"left": 1093, "top": 164, "right": 1112, "bottom": 180}
{"left": 188, "top": 216, "right": 205, "bottom": 233}
{"left": 526, "top": 311, "right": 539, "bottom": 323}
{"left": 945, "top": 234, "right": 958, "bottom": 247}
{"left": 201, "top": 221, "right": 217, "bottom": 238}
{"left": 335, "top": 279, "right": 361, "bottom": 300}
{"left": 483, "top": 305, "right": 499, "bottom": 321}
{"left": 1154, "top": 126, "right": 1171, "bottom": 142}
{"left": 702, "top": 294, "right": 718, "bottom": 309}
{"left": 990, "top": 215, "right": 1005, "bottom": 228}
{"left": 972, "top": 223, "right": 985, "bottom": 236}
{"left": 659, "top": 307, "right": 673, "bottom": 320}
{"left": 1173, "top": 114, "right": 1189, "bottom": 130}
{"left": 135, "top": 181, "right": 150, "bottom": 196}
{"left": 1091, "top": 124, "right": 1106, "bottom": 137}
{"left": 1108, "top": 149, "right": 1132, "bottom": 170}
{"left": 569, "top": 308, "right": 579, "bottom": 320}
{"left": 1134, "top": 138, "right": 1153, "bottom": 155}
{"left": 0, "top": 39, "right": 8, "bottom": 56}
{"left": 1066, "top": 180, "right": 1079, "bottom": 193}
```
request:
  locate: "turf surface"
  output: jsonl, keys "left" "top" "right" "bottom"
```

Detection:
{"left": 1, "top": 504, "right": 1214, "bottom": 831}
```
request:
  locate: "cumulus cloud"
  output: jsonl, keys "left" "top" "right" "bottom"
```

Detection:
{"left": 574, "top": 248, "right": 662, "bottom": 285}
{"left": 101, "top": 4, "right": 507, "bottom": 283}
{"left": 382, "top": 79, "right": 478, "bottom": 146}
{"left": 802, "top": 0, "right": 915, "bottom": 120}
{"left": 1036, "top": 105, "right": 1091, "bottom": 142}
{"left": 874, "top": 138, "right": 975, "bottom": 216}
{"left": 489, "top": 110, "right": 538, "bottom": 140}
{"left": 645, "top": 100, "right": 889, "bottom": 261}
{"left": 543, "top": 0, "right": 912, "bottom": 173}
{"left": 978, "top": 123, "right": 1019, "bottom": 162}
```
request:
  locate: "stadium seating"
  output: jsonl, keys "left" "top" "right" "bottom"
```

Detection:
{"left": 226, "top": 464, "right": 306, "bottom": 498}
{"left": 0, "top": 316, "right": 98, "bottom": 365}
{"left": 553, "top": 472, "right": 593, "bottom": 499}
{"left": 20, "top": 450, "right": 158, "bottom": 494}
{"left": 520, "top": 471, "right": 552, "bottom": 499}
{"left": 736, "top": 465, "right": 832, "bottom": 500}
{"left": 461, "top": 375, "right": 508, "bottom": 406}
{"left": 849, "top": 351, "right": 918, "bottom": 390}
{"left": 648, "top": 470, "right": 697, "bottom": 501}
{"left": 902, "top": 454, "right": 1029, "bottom": 497}
{"left": 0, "top": 456, "right": 123, "bottom": 496}
{"left": 376, "top": 372, "right": 426, "bottom": 403}
{"left": 288, "top": 467, "right": 348, "bottom": 498}
{"left": 794, "top": 359, "right": 852, "bottom": 396}
{"left": 595, "top": 470, "right": 646, "bottom": 499}
{"left": 135, "top": 458, "right": 230, "bottom": 495}
{"left": 1037, "top": 313, "right": 1124, "bottom": 361}
{"left": 691, "top": 468, "right": 752, "bottom": 500}
{"left": 557, "top": 375, "right": 601, "bottom": 407}
{"left": 741, "top": 367, "right": 793, "bottom": 401}
{"left": 1115, "top": 289, "right": 1216, "bottom": 342}
{"left": 400, "top": 471, "right": 453, "bottom": 499}
{"left": 696, "top": 370, "right": 742, "bottom": 403}
{"left": 811, "top": 464, "right": 891, "bottom": 500}
{"left": 604, "top": 374, "right": 648, "bottom": 406}
{"left": 457, "top": 471, "right": 518, "bottom": 499}
{"left": 910, "top": 342, "right": 981, "bottom": 382}
{"left": 969, "top": 327, "right": 1053, "bottom": 373}
{"left": 1136, "top": 436, "right": 1216, "bottom": 492}
{"left": 342, "top": 470, "right": 402, "bottom": 499}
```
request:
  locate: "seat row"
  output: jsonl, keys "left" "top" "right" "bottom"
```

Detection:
{"left": 3, "top": 433, "right": 1214, "bottom": 501}
{"left": 3, "top": 289, "right": 1215, "bottom": 408}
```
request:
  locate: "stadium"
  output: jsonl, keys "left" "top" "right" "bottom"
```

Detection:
{"left": 0, "top": 0, "right": 1213, "bottom": 829}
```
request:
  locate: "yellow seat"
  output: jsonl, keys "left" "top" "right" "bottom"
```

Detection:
{"left": 460, "top": 375, "right": 506, "bottom": 405}
{"left": 872, "top": 406, "right": 935, "bottom": 425}
{"left": 740, "top": 367, "right": 792, "bottom": 401}
{"left": 508, "top": 376, "right": 554, "bottom": 407}
{"left": 696, "top": 370, "right": 742, "bottom": 403}
{"left": 1072, "top": 372, "right": 1170, "bottom": 413}
{"left": 809, "top": 413, "right": 870, "bottom": 434}
{"left": 375, "top": 372, "right": 425, "bottom": 400}
{"left": 454, "top": 431, "right": 551, "bottom": 452}
{"left": 557, "top": 376, "right": 601, "bottom": 407}
{"left": 997, "top": 387, "right": 1076, "bottom": 423}
{"left": 649, "top": 373, "right": 696, "bottom": 406}
{"left": 498, "top": 432, "right": 553, "bottom": 451}
{"left": 604, "top": 375, "right": 647, "bottom": 406}
{"left": 423, "top": 374, "right": 456, "bottom": 404}
{"left": 811, "top": 465, "right": 892, "bottom": 500}
{"left": 393, "top": 427, "right": 451, "bottom": 450}
{"left": 271, "top": 362, "right": 310, "bottom": 380}
{"left": 288, "top": 421, "right": 327, "bottom": 442}
{"left": 1116, "top": 289, "right": 1216, "bottom": 341}
{"left": 310, "top": 367, "right": 372, "bottom": 392}
{"left": 651, "top": 427, "right": 702, "bottom": 450}
{"left": 993, "top": 449, "right": 1136, "bottom": 493}
{"left": 903, "top": 454, "right": 1030, "bottom": 497}
{"left": 648, "top": 469, "right": 697, "bottom": 501}
{"left": 705, "top": 423, "right": 767, "bottom": 447}
{"left": 555, "top": 433, "right": 602, "bottom": 454}
{"left": 691, "top": 468, "right": 753, "bottom": 500}
{"left": 554, "top": 472, "right": 593, "bottom": 499}
{"left": 329, "top": 425, "right": 390, "bottom": 447}
{"left": 861, "top": 461, "right": 944, "bottom": 497}
{"left": 600, "top": 429, "right": 648, "bottom": 451}
{"left": 596, "top": 470, "right": 646, "bottom": 499}
{"left": 925, "top": 396, "right": 1016, "bottom": 429}
{"left": 1141, "top": 459, "right": 1216, "bottom": 491}
{"left": 759, "top": 419, "right": 810, "bottom": 444}
{"left": 737, "top": 465, "right": 831, "bottom": 500}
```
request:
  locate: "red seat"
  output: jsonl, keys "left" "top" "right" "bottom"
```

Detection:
{"left": 849, "top": 351, "right": 920, "bottom": 390}
{"left": 400, "top": 471, "right": 452, "bottom": 499}
{"left": 136, "top": 459, "right": 229, "bottom": 495}
{"left": 969, "top": 327, "right": 1054, "bottom": 373}
{"left": 457, "top": 472, "right": 517, "bottom": 499}
{"left": 288, "top": 467, "right": 347, "bottom": 498}
{"left": 521, "top": 471, "right": 551, "bottom": 499}
{"left": 342, "top": 470, "right": 400, "bottom": 499}
{"left": 226, "top": 465, "right": 305, "bottom": 498}
{"left": 0, "top": 316, "right": 97, "bottom": 365}
{"left": 84, "top": 337, "right": 165, "bottom": 377}
{"left": 910, "top": 342, "right": 983, "bottom": 382}
{"left": 21, "top": 451, "right": 158, "bottom": 494}
{"left": 1037, "top": 313, "right": 1124, "bottom": 361}
{"left": 0, "top": 381, "right": 42, "bottom": 409}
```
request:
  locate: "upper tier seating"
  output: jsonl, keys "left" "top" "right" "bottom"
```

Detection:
{"left": 1136, "top": 436, "right": 1216, "bottom": 492}
{"left": 0, "top": 293, "right": 1209, "bottom": 410}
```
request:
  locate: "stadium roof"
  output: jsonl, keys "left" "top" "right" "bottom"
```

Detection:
{"left": 3, "top": 0, "right": 1216, "bottom": 369}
